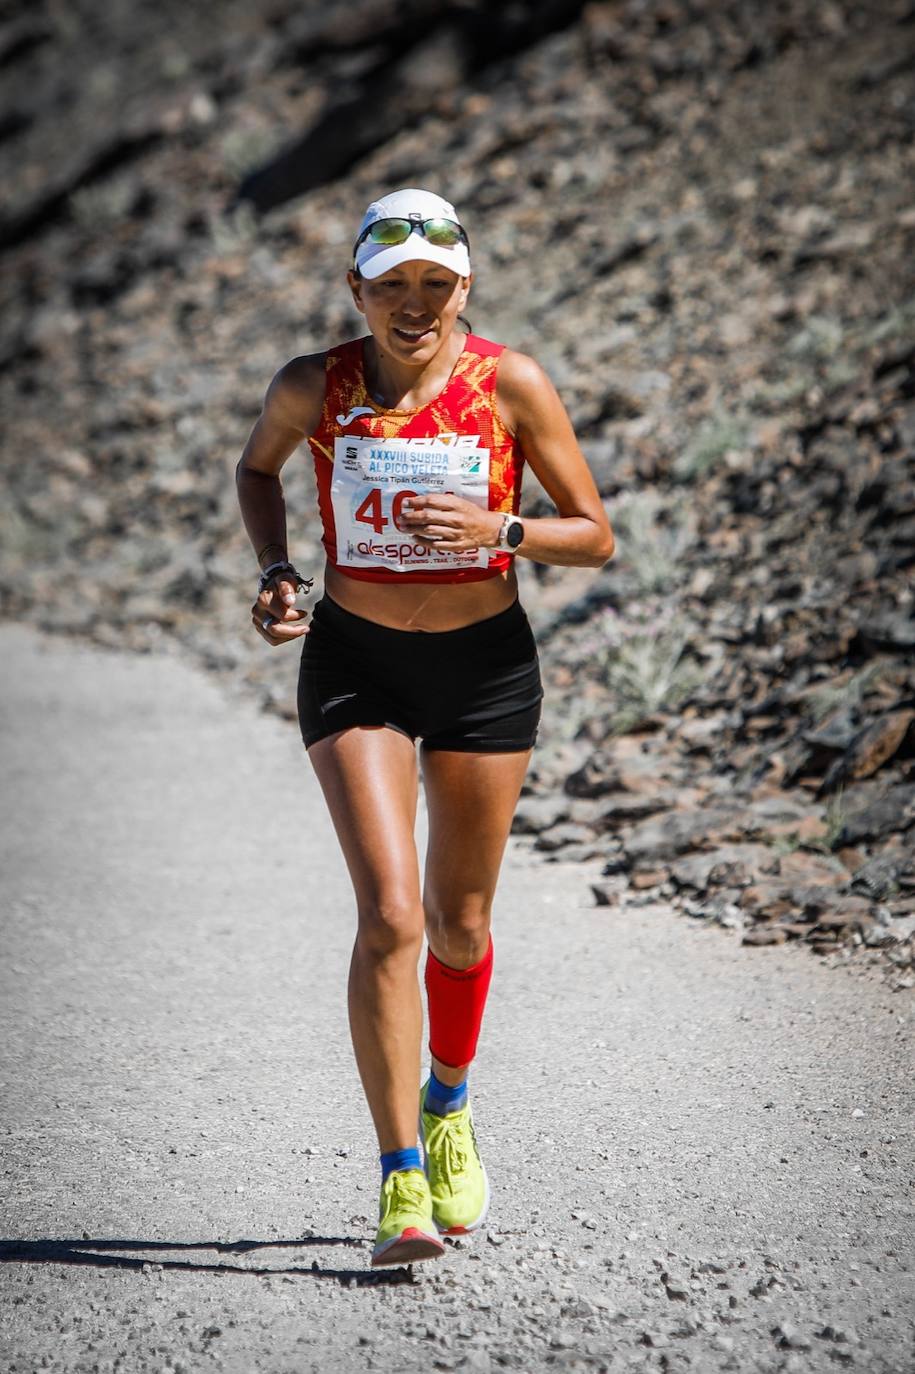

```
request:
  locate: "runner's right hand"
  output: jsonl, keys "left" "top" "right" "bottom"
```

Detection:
{"left": 251, "top": 577, "right": 310, "bottom": 647}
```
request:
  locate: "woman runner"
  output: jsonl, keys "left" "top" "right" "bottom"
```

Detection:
{"left": 236, "top": 187, "right": 614, "bottom": 1267}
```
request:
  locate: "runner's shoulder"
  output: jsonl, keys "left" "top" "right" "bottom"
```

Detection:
{"left": 265, "top": 352, "right": 327, "bottom": 436}
{"left": 495, "top": 347, "right": 557, "bottom": 431}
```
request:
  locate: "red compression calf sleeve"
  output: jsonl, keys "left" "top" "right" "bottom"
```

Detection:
{"left": 424, "top": 936, "right": 494, "bottom": 1069}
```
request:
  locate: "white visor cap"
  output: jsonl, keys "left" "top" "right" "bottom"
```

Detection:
{"left": 354, "top": 187, "right": 471, "bottom": 280}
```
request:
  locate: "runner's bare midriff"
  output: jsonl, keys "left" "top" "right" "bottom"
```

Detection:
{"left": 324, "top": 561, "right": 519, "bottom": 632}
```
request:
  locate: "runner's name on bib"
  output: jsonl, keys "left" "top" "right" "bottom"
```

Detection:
{"left": 331, "top": 436, "right": 492, "bottom": 573}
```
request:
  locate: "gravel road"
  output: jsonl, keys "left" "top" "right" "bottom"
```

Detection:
{"left": 1, "top": 625, "right": 912, "bottom": 1374}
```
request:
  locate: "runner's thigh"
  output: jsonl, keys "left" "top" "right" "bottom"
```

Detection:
{"left": 421, "top": 749, "right": 532, "bottom": 920}
{"left": 308, "top": 726, "right": 422, "bottom": 915}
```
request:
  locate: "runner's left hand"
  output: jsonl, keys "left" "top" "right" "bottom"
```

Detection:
{"left": 396, "top": 494, "right": 504, "bottom": 552}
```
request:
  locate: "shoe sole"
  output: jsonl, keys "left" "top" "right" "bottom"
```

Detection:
{"left": 371, "top": 1227, "right": 446, "bottom": 1268}
{"left": 419, "top": 1102, "right": 491, "bottom": 1236}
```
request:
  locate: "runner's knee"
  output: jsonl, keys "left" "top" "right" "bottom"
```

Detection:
{"left": 424, "top": 900, "right": 491, "bottom": 968}
{"left": 356, "top": 896, "right": 425, "bottom": 960}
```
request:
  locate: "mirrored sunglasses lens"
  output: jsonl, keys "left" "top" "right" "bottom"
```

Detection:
{"left": 367, "top": 218, "right": 411, "bottom": 246}
{"left": 422, "top": 218, "right": 462, "bottom": 245}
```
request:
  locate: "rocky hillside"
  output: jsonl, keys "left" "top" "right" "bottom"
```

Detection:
{"left": 1, "top": 0, "right": 913, "bottom": 980}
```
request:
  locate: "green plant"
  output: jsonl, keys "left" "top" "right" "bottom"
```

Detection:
{"left": 748, "top": 374, "right": 814, "bottom": 409}
{"left": 787, "top": 315, "right": 844, "bottom": 361}
{"left": 603, "top": 627, "right": 703, "bottom": 734}
{"left": 673, "top": 408, "right": 750, "bottom": 482}
{"left": 0, "top": 504, "right": 58, "bottom": 562}
{"left": 69, "top": 179, "right": 135, "bottom": 228}
{"left": 609, "top": 492, "right": 695, "bottom": 594}
{"left": 220, "top": 126, "right": 278, "bottom": 179}
{"left": 807, "top": 663, "right": 883, "bottom": 723}
{"left": 823, "top": 786, "right": 849, "bottom": 849}
{"left": 862, "top": 296, "right": 915, "bottom": 346}
{"left": 208, "top": 202, "right": 258, "bottom": 255}
{"left": 761, "top": 831, "right": 805, "bottom": 856}
{"left": 824, "top": 358, "right": 859, "bottom": 392}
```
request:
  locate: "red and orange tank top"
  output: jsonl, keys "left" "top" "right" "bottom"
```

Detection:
{"left": 306, "top": 333, "right": 524, "bottom": 583}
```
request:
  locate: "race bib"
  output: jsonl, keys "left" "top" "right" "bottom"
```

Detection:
{"left": 331, "top": 435, "right": 492, "bottom": 573}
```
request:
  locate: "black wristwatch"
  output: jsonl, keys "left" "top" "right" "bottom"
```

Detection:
{"left": 496, "top": 514, "right": 525, "bottom": 550}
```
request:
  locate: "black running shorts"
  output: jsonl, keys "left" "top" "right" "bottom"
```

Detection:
{"left": 297, "top": 594, "right": 543, "bottom": 752}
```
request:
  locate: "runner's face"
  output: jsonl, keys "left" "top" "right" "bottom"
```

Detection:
{"left": 348, "top": 260, "right": 471, "bottom": 361}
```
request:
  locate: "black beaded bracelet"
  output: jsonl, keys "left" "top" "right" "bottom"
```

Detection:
{"left": 257, "top": 560, "right": 314, "bottom": 596}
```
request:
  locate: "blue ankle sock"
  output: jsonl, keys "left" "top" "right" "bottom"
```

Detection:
{"left": 424, "top": 1069, "right": 468, "bottom": 1117}
{"left": 380, "top": 1146, "right": 422, "bottom": 1182}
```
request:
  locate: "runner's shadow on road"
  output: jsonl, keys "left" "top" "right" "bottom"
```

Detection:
{"left": 0, "top": 1235, "right": 417, "bottom": 1287}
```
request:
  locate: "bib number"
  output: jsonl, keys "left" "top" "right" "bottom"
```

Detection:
{"left": 332, "top": 437, "right": 492, "bottom": 573}
{"left": 352, "top": 487, "right": 418, "bottom": 535}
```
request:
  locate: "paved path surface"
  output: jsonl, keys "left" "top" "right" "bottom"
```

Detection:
{"left": 1, "top": 625, "right": 912, "bottom": 1374}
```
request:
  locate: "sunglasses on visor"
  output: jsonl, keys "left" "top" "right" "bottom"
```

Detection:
{"left": 352, "top": 213, "right": 470, "bottom": 264}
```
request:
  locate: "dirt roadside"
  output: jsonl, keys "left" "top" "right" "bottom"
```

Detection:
{"left": 0, "top": 624, "right": 912, "bottom": 1374}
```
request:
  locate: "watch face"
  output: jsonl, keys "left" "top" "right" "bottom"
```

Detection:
{"left": 506, "top": 518, "right": 524, "bottom": 548}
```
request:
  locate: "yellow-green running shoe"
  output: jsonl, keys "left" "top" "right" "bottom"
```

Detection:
{"left": 420, "top": 1081, "right": 490, "bottom": 1235}
{"left": 371, "top": 1167, "right": 445, "bottom": 1268}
